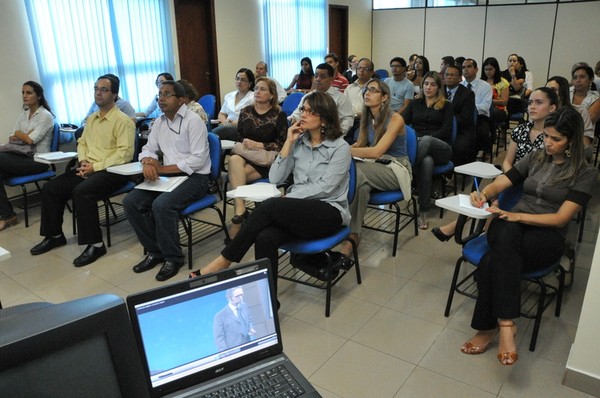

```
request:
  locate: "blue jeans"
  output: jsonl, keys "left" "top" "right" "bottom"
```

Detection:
{"left": 416, "top": 135, "right": 452, "bottom": 212}
{"left": 123, "top": 173, "right": 209, "bottom": 262}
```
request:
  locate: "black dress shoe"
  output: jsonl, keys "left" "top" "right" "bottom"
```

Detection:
{"left": 133, "top": 254, "right": 165, "bottom": 273}
{"left": 30, "top": 235, "right": 67, "bottom": 255}
{"left": 156, "top": 260, "right": 184, "bottom": 281}
{"left": 73, "top": 244, "right": 107, "bottom": 267}
{"left": 431, "top": 227, "right": 453, "bottom": 242}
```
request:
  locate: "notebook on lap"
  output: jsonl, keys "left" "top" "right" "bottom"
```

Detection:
{"left": 127, "top": 258, "right": 321, "bottom": 398}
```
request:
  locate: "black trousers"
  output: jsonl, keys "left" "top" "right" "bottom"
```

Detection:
{"left": 40, "top": 169, "right": 129, "bottom": 245}
{"left": 471, "top": 218, "right": 565, "bottom": 330}
{"left": 0, "top": 153, "right": 49, "bottom": 218}
{"left": 221, "top": 197, "right": 343, "bottom": 295}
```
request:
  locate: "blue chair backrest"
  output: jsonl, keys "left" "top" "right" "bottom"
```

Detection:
{"left": 281, "top": 92, "right": 304, "bottom": 117}
{"left": 405, "top": 125, "right": 417, "bottom": 167}
{"left": 375, "top": 69, "right": 389, "bottom": 79}
{"left": 498, "top": 184, "right": 524, "bottom": 211}
{"left": 199, "top": 94, "right": 217, "bottom": 120}
{"left": 207, "top": 132, "right": 221, "bottom": 182}
{"left": 348, "top": 159, "right": 357, "bottom": 204}
{"left": 50, "top": 122, "right": 60, "bottom": 152}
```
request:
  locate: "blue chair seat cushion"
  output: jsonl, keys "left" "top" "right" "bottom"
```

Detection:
{"left": 281, "top": 226, "right": 351, "bottom": 254}
{"left": 6, "top": 171, "right": 56, "bottom": 186}
{"left": 462, "top": 234, "right": 489, "bottom": 266}
{"left": 369, "top": 190, "right": 404, "bottom": 205}
{"left": 180, "top": 194, "right": 219, "bottom": 217}
{"left": 433, "top": 161, "right": 454, "bottom": 175}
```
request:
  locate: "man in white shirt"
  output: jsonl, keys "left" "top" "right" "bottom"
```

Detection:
{"left": 344, "top": 58, "right": 375, "bottom": 143}
{"left": 255, "top": 61, "right": 287, "bottom": 103}
{"left": 290, "top": 63, "right": 354, "bottom": 135}
{"left": 384, "top": 57, "right": 414, "bottom": 114}
{"left": 123, "top": 81, "right": 211, "bottom": 282}
{"left": 461, "top": 58, "right": 493, "bottom": 159}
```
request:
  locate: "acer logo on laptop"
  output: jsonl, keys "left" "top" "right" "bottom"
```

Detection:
{"left": 215, "top": 367, "right": 225, "bottom": 374}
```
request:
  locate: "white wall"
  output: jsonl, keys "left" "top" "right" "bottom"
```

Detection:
{"left": 373, "top": 2, "right": 600, "bottom": 90}
{"left": 0, "top": 1, "right": 40, "bottom": 142}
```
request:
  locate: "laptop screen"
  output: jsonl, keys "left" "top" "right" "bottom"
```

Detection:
{"left": 127, "top": 259, "right": 282, "bottom": 395}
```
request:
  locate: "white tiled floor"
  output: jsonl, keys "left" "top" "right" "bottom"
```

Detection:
{"left": 1, "top": 173, "right": 598, "bottom": 398}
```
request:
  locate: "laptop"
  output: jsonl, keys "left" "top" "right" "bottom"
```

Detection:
{"left": 127, "top": 258, "right": 321, "bottom": 398}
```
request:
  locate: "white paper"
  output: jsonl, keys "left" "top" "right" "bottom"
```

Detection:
{"left": 135, "top": 176, "right": 188, "bottom": 192}
{"left": 234, "top": 183, "right": 280, "bottom": 199}
{"left": 34, "top": 151, "right": 77, "bottom": 161}
{"left": 458, "top": 194, "right": 490, "bottom": 214}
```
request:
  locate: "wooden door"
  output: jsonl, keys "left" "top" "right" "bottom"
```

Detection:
{"left": 328, "top": 5, "right": 349, "bottom": 72}
{"left": 174, "top": 0, "right": 220, "bottom": 103}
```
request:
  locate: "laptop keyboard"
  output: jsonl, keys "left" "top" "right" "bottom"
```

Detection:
{"left": 199, "top": 365, "right": 306, "bottom": 398}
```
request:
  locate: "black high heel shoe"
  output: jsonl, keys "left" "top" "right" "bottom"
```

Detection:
{"left": 431, "top": 227, "right": 453, "bottom": 242}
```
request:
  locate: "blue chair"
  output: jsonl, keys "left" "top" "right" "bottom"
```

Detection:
{"left": 199, "top": 94, "right": 217, "bottom": 131}
{"left": 375, "top": 69, "right": 389, "bottom": 79}
{"left": 179, "top": 133, "right": 229, "bottom": 269}
{"left": 5, "top": 122, "right": 60, "bottom": 227}
{"left": 435, "top": 116, "right": 458, "bottom": 218}
{"left": 362, "top": 125, "right": 418, "bottom": 256}
{"left": 281, "top": 92, "right": 304, "bottom": 118}
{"left": 278, "top": 160, "right": 360, "bottom": 317}
{"left": 443, "top": 185, "right": 565, "bottom": 352}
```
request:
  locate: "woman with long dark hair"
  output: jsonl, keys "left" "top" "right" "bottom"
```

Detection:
{"left": 461, "top": 107, "right": 597, "bottom": 365}
{"left": 402, "top": 71, "right": 453, "bottom": 229}
{"left": 339, "top": 79, "right": 411, "bottom": 256}
{"left": 286, "top": 57, "right": 315, "bottom": 93}
{"left": 0, "top": 81, "right": 54, "bottom": 231}
{"left": 213, "top": 68, "right": 256, "bottom": 141}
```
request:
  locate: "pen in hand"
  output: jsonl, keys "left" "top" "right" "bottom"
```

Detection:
{"left": 473, "top": 178, "right": 484, "bottom": 208}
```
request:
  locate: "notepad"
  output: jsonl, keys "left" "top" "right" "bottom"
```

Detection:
{"left": 458, "top": 194, "right": 490, "bottom": 215}
{"left": 135, "top": 176, "right": 187, "bottom": 192}
{"left": 233, "top": 183, "right": 281, "bottom": 199}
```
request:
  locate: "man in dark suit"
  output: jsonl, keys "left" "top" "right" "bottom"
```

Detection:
{"left": 444, "top": 65, "right": 476, "bottom": 166}
{"left": 213, "top": 286, "right": 256, "bottom": 351}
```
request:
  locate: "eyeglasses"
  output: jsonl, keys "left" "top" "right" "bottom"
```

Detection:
{"left": 93, "top": 87, "right": 111, "bottom": 94}
{"left": 357, "top": 67, "right": 372, "bottom": 72}
{"left": 158, "top": 92, "right": 177, "bottom": 98}
{"left": 233, "top": 294, "right": 244, "bottom": 298}
{"left": 299, "top": 106, "right": 319, "bottom": 117}
{"left": 235, "top": 77, "right": 249, "bottom": 83}
{"left": 362, "top": 86, "right": 381, "bottom": 94}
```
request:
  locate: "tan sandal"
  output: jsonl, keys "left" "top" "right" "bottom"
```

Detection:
{"left": 461, "top": 328, "right": 497, "bottom": 355}
{"left": 497, "top": 322, "right": 518, "bottom": 365}
{"left": 418, "top": 213, "right": 428, "bottom": 230}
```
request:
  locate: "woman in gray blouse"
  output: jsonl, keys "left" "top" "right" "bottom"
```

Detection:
{"left": 461, "top": 107, "right": 597, "bottom": 366}
{"left": 193, "top": 91, "right": 351, "bottom": 296}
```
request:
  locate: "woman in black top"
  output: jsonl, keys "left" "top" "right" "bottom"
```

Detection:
{"left": 401, "top": 71, "right": 453, "bottom": 229}
{"left": 461, "top": 107, "right": 597, "bottom": 365}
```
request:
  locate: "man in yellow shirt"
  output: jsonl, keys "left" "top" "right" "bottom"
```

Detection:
{"left": 31, "top": 74, "right": 135, "bottom": 266}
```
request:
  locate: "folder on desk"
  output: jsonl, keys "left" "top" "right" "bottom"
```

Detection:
{"left": 135, "top": 176, "right": 187, "bottom": 192}
{"left": 33, "top": 151, "right": 77, "bottom": 164}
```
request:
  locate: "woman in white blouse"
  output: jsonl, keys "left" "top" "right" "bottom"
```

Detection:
{"left": 213, "top": 68, "right": 255, "bottom": 141}
{"left": 0, "top": 81, "right": 54, "bottom": 231}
